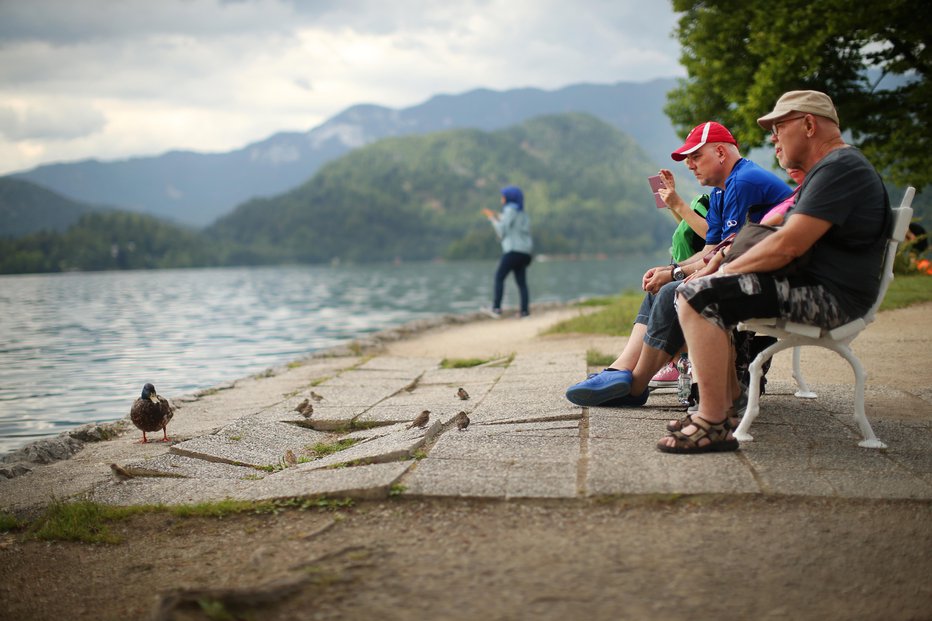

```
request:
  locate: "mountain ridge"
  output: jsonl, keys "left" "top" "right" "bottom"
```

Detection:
{"left": 9, "top": 79, "right": 682, "bottom": 227}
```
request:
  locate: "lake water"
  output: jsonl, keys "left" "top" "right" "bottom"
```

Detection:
{"left": 0, "top": 256, "right": 662, "bottom": 455}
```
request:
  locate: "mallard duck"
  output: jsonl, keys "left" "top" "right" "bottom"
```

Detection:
{"left": 130, "top": 383, "right": 174, "bottom": 443}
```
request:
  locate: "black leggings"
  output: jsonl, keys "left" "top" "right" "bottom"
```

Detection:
{"left": 493, "top": 251, "right": 532, "bottom": 314}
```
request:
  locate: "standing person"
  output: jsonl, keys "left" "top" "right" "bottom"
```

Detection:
{"left": 662, "top": 90, "right": 890, "bottom": 453}
{"left": 483, "top": 185, "right": 533, "bottom": 318}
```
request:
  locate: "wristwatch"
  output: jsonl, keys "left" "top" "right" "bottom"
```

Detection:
{"left": 672, "top": 266, "right": 686, "bottom": 281}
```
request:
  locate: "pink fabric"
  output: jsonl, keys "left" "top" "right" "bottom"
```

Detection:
{"left": 763, "top": 187, "right": 800, "bottom": 221}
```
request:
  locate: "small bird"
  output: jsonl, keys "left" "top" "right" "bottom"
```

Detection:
{"left": 310, "top": 391, "right": 324, "bottom": 402}
{"left": 283, "top": 450, "right": 298, "bottom": 467}
{"left": 453, "top": 411, "right": 470, "bottom": 431}
{"left": 130, "top": 383, "right": 174, "bottom": 443}
{"left": 456, "top": 387, "right": 470, "bottom": 400}
{"left": 407, "top": 410, "right": 430, "bottom": 430}
{"left": 294, "top": 398, "right": 313, "bottom": 417}
{"left": 110, "top": 463, "right": 134, "bottom": 482}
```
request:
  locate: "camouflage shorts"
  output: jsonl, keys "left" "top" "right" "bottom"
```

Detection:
{"left": 676, "top": 273, "right": 852, "bottom": 332}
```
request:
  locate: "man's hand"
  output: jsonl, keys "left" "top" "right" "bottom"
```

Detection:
{"left": 642, "top": 265, "right": 672, "bottom": 294}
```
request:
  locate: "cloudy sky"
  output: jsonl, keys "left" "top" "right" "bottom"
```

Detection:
{"left": 0, "top": 0, "right": 685, "bottom": 176}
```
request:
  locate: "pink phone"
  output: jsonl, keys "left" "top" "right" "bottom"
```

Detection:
{"left": 648, "top": 175, "right": 666, "bottom": 209}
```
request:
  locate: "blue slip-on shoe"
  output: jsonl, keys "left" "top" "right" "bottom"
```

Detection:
{"left": 600, "top": 389, "right": 650, "bottom": 408}
{"left": 565, "top": 369, "right": 633, "bottom": 406}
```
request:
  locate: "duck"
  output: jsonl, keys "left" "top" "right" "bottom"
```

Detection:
{"left": 130, "top": 383, "right": 174, "bottom": 443}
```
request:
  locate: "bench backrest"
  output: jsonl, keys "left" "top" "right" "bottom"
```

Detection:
{"left": 864, "top": 186, "right": 915, "bottom": 325}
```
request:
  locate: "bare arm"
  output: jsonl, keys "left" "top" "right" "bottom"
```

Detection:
{"left": 720, "top": 214, "right": 831, "bottom": 275}
{"left": 658, "top": 169, "right": 709, "bottom": 238}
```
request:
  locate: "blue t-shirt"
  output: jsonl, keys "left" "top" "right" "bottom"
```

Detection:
{"left": 705, "top": 159, "right": 793, "bottom": 244}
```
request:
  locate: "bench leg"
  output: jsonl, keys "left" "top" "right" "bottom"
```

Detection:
{"left": 734, "top": 339, "right": 796, "bottom": 442}
{"left": 792, "top": 347, "right": 818, "bottom": 399}
{"left": 831, "top": 344, "right": 887, "bottom": 449}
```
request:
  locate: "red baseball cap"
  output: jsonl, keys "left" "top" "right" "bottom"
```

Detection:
{"left": 671, "top": 121, "right": 738, "bottom": 161}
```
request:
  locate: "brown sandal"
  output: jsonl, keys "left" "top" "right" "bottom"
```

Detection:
{"left": 657, "top": 415, "right": 739, "bottom": 454}
{"left": 666, "top": 409, "right": 739, "bottom": 433}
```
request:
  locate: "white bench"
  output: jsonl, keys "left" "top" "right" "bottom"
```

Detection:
{"left": 735, "top": 186, "right": 916, "bottom": 449}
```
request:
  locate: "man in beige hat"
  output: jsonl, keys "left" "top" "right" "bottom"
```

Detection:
{"left": 659, "top": 90, "right": 890, "bottom": 454}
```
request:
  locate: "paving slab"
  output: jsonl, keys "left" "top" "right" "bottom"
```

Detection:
{"left": 585, "top": 418, "right": 761, "bottom": 495}
{"left": 294, "top": 380, "right": 413, "bottom": 406}
{"left": 400, "top": 457, "right": 508, "bottom": 498}
{"left": 90, "top": 461, "right": 412, "bottom": 506}
{"left": 290, "top": 404, "right": 368, "bottom": 430}
{"left": 376, "top": 382, "right": 495, "bottom": 408}
{"left": 170, "top": 419, "right": 328, "bottom": 469}
{"left": 298, "top": 420, "right": 442, "bottom": 469}
{"left": 119, "top": 453, "right": 260, "bottom": 480}
{"left": 418, "top": 366, "right": 506, "bottom": 384}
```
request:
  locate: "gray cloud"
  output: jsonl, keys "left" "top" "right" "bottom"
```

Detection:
{"left": 0, "top": 103, "right": 106, "bottom": 141}
{"left": 0, "top": 0, "right": 685, "bottom": 174}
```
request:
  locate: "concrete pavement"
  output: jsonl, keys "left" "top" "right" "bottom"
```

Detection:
{"left": 2, "top": 314, "right": 931, "bottom": 515}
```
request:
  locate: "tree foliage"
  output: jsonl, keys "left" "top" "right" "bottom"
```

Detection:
{"left": 666, "top": 0, "right": 931, "bottom": 188}
{"left": 0, "top": 212, "right": 223, "bottom": 274}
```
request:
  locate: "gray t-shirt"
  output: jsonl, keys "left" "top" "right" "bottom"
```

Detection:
{"left": 789, "top": 147, "right": 889, "bottom": 318}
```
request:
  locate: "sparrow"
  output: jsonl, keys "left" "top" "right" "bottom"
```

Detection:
{"left": 453, "top": 411, "right": 470, "bottom": 431}
{"left": 283, "top": 449, "right": 298, "bottom": 467}
{"left": 110, "top": 463, "right": 134, "bottom": 482}
{"left": 407, "top": 410, "right": 430, "bottom": 430}
{"left": 130, "top": 383, "right": 174, "bottom": 443}
{"left": 294, "top": 398, "right": 309, "bottom": 413}
{"left": 456, "top": 387, "right": 470, "bottom": 400}
{"left": 301, "top": 402, "right": 313, "bottom": 417}
{"left": 310, "top": 391, "right": 324, "bottom": 402}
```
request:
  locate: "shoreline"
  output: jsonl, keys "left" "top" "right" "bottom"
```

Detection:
{"left": 0, "top": 300, "right": 575, "bottom": 477}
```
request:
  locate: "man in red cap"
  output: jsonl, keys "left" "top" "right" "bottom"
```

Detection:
{"left": 566, "top": 120, "right": 791, "bottom": 409}
{"left": 661, "top": 90, "right": 890, "bottom": 454}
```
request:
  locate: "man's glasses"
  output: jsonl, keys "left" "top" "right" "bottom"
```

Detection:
{"left": 771, "top": 115, "right": 807, "bottom": 138}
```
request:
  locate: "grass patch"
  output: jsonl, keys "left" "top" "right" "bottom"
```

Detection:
{"left": 254, "top": 464, "right": 283, "bottom": 473}
{"left": 0, "top": 511, "right": 23, "bottom": 532}
{"left": 544, "top": 277, "right": 931, "bottom": 338}
{"left": 880, "top": 274, "right": 932, "bottom": 311}
{"left": 30, "top": 500, "right": 153, "bottom": 544}
{"left": 440, "top": 354, "right": 514, "bottom": 368}
{"left": 23, "top": 496, "right": 356, "bottom": 544}
{"left": 544, "top": 290, "right": 644, "bottom": 336}
{"left": 308, "top": 439, "right": 359, "bottom": 458}
{"left": 586, "top": 349, "right": 617, "bottom": 367}
{"left": 440, "top": 357, "right": 489, "bottom": 368}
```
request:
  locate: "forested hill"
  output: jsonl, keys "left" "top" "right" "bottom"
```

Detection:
{"left": 207, "top": 113, "right": 674, "bottom": 263}
{"left": 0, "top": 177, "right": 102, "bottom": 238}
{"left": 1, "top": 113, "right": 677, "bottom": 274}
